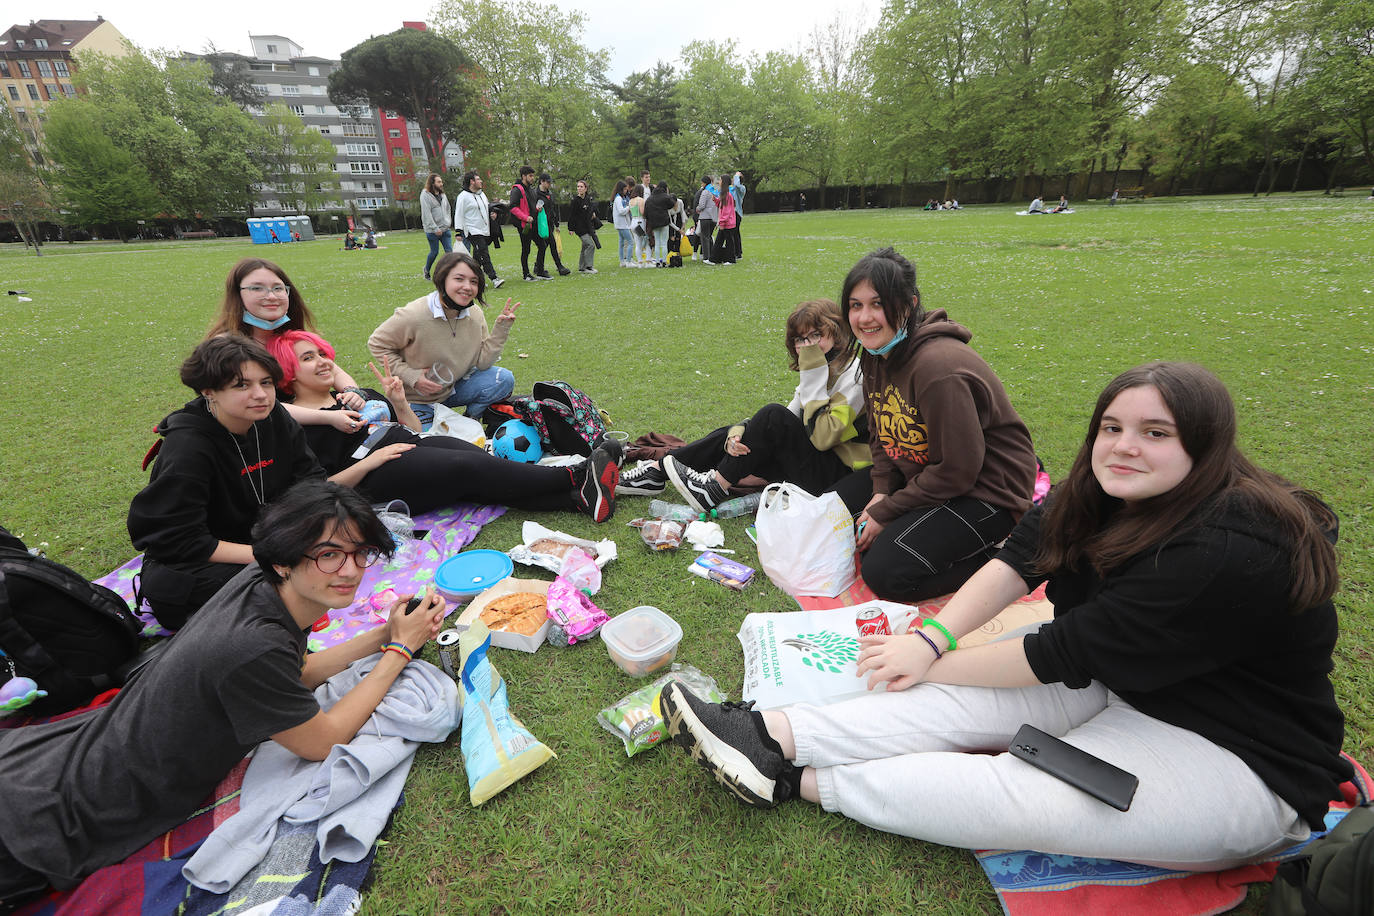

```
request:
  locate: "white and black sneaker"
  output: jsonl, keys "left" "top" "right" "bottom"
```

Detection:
{"left": 616, "top": 462, "right": 667, "bottom": 496}
{"left": 660, "top": 683, "right": 792, "bottom": 809}
{"left": 492, "top": 277, "right": 506, "bottom": 289}
{"left": 663, "top": 455, "right": 728, "bottom": 513}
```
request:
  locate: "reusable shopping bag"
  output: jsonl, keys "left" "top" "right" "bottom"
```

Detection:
{"left": 755, "top": 483, "right": 856, "bottom": 598}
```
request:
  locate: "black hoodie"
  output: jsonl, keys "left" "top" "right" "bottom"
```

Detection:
{"left": 127, "top": 400, "right": 324, "bottom": 564}
{"left": 1006, "top": 496, "right": 1350, "bottom": 829}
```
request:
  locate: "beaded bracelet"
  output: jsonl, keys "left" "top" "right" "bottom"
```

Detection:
{"left": 911, "top": 627, "right": 943, "bottom": 660}
{"left": 920, "top": 618, "right": 957, "bottom": 651}
{"left": 383, "top": 642, "right": 414, "bottom": 663}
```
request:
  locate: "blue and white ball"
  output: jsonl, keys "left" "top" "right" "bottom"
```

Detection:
{"left": 491, "top": 419, "right": 543, "bottom": 463}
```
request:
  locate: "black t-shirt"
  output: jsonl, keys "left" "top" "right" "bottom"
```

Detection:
{"left": 297, "top": 389, "right": 421, "bottom": 475}
{"left": 1002, "top": 498, "right": 1350, "bottom": 829}
{"left": 0, "top": 566, "right": 320, "bottom": 888}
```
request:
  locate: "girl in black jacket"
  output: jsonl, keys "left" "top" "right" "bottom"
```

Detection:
{"left": 660, "top": 361, "right": 1350, "bottom": 870}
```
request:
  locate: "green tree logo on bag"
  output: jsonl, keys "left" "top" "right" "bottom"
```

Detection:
{"left": 783, "top": 633, "right": 859, "bottom": 674}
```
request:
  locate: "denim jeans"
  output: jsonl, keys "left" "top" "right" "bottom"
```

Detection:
{"left": 617, "top": 228, "right": 633, "bottom": 263}
{"left": 409, "top": 364, "right": 514, "bottom": 426}
{"left": 425, "top": 230, "right": 453, "bottom": 276}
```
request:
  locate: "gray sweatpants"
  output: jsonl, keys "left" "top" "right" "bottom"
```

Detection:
{"left": 787, "top": 680, "right": 1310, "bottom": 870}
{"left": 578, "top": 233, "right": 595, "bottom": 271}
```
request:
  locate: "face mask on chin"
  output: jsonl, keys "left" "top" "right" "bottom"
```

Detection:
{"left": 242, "top": 312, "right": 291, "bottom": 331}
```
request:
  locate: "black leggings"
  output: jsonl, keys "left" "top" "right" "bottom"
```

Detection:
{"left": 139, "top": 557, "right": 244, "bottom": 631}
{"left": 670, "top": 403, "right": 851, "bottom": 497}
{"left": 359, "top": 436, "right": 575, "bottom": 516}
{"left": 831, "top": 467, "right": 1016, "bottom": 602}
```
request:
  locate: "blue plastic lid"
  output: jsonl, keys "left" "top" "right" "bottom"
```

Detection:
{"left": 434, "top": 550, "right": 514, "bottom": 596}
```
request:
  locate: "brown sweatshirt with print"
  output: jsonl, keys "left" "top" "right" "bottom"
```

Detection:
{"left": 863, "top": 309, "right": 1036, "bottom": 525}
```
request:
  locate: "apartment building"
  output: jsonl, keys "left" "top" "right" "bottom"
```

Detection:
{"left": 0, "top": 17, "right": 132, "bottom": 162}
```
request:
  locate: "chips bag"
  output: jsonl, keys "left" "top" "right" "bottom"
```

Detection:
{"left": 596, "top": 664, "right": 726, "bottom": 757}
{"left": 458, "top": 621, "right": 555, "bottom": 805}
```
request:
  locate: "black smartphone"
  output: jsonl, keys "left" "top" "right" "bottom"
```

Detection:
{"left": 403, "top": 594, "right": 423, "bottom": 615}
{"left": 1009, "top": 724, "right": 1138, "bottom": 812}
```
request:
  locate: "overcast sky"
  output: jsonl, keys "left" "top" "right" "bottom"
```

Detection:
{"left": 34, "top": 0, "right": 874, "bottom": 80}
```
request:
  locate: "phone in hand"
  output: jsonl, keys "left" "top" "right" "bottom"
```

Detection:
{"left": 1009, "top": 724, "right": 1138, "bottom": 811}
{"left": 403, "top": 594, "right": 423, "bottom": 616}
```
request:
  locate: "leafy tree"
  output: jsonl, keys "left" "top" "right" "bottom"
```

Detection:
{"left": 42, "top": 103, "right": 160, "bottom": 240}
{"left": 328, "top": 28, "right": 477, "bottom": 167}
{"left": 200, "top": 44, "right": 267, "bottom": 111}
{"left": 0, "top": 115, "right": 53, "bottom": 253}
{"left": 258, "top": 104, "right": 341, "bottom": 213}
{"left": 59, "top": 49, "right": 266, "bottom": 216}
{"left": 1297, "top": 0, "right": 1374, "bottom": 176}
{"left": 432, "top": 0, "right": 610, "bottom": 181}
{"left": 607, "top": 62, "right": 681, "bottom": 175}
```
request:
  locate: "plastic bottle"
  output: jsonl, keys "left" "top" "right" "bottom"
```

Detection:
{"left": 649, "top": 499, "right": 698, "bottom": 522}
{"left": 700, "top": 492, "right": 762, "bottom": 520}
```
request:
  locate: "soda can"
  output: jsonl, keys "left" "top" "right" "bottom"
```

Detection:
{"left": 856, "top": 605, "right": 891, "bottom": 637}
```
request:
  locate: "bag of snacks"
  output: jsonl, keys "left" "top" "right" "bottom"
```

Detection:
{"left": 544, "top": 575, "right": 609, "bottom": 646}
{"left": 596, "top": 664, "right": 726, "bottom": 757}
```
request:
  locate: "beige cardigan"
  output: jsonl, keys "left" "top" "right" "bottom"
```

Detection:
{"left": 367, "top": 294, "right": 512, "bottom": 404}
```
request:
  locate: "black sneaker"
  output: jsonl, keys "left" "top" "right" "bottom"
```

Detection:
{"left": 574, "top": 440, "right": 623, "bottom": 523}
{"left": 557, "top": 266, "right": 572, "bottom": 276}
{"left": 660, "top": 683, "right": 789, "bottom": 809}
{"left": 616, "top": 462, "right": 667, "bottom": 496}
{"left": 535, "top": 271, "right": 554, "bottom": 280}
{"left": 524, "top": 274, "right": 537, "bottom": 282}
{"left": 663, "top": 456, "right": 728, "bottom": 513}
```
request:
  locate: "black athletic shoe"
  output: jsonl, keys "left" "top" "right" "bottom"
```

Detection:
{"left": 535, "top": 271, "right": 554, "bottom": 280}
{"left": 663, "top": 456, "right": 729, "bottom": 513}
{"left": 557, "top": 266, "right": 572, "bottom": 276}
{"left": 660, "top": 683, "right": 789, "bottom": 809}
{"left": 616, "top": 462, "right": 668, "bottom": 496}
{"left": 574, "top": 440, "right": 623, "bottom": 523}
{"left": 524, "top": 274, "right": 537, "bottom": 282}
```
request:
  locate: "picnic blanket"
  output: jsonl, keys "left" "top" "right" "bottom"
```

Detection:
{"left": 95, "top": 503, "right": 505, "bottom": 650}
{"left": 14, "top": 756, "right": 397, "bottom": 916}
{"left": 976, "top": 752, "right": 1372, "bottom": 916}
{"left": 796, "top": 570, "right": 1372, "bottom": 916}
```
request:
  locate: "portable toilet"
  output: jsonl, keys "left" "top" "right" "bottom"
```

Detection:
{"left": 246, "top": 218, "right": 272, "bottom": 245}
{"left": 287, "top": 215, "right": 315, "bottom": 241}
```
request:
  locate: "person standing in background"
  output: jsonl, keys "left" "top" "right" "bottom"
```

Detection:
{"left": 420, "top": 174, "right": 453, "bottom": 281}
{"left": 454, "top": 171, "right": 505, "bottom": 290}
{"left": 569, "top": 179, "right": 600, "bottom": 274}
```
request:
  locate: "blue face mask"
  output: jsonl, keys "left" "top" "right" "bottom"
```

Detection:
{"left": 242, "top": 312, "right": 291, "bottom": 331}
{"left": 864, "top": 327, "right": 909, "bottom": 357}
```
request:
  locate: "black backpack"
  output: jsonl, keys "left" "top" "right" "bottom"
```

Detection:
{"left": 1267, "top": 804, "right": 1374, "bottom": 916}
{"left": 0, "top": 527, "right": 142, "bottom": 717}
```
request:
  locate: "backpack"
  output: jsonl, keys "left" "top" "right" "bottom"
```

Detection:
{"left": 0, "top": 527, "right": 142, "bottom": 717}
{"left": 499, "top": 381, "right": 610, "bottom": 457}
{"left": 1267, "top": 805, "right": 1374, "bottom": 916}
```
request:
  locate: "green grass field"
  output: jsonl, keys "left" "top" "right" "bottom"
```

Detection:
{"left": 1, "top": 194, "right": 1370, "bottom": 914}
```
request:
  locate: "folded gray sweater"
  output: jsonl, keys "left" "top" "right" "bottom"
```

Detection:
{"left": 183, "top": 656, "right": 460, "bottom": 892}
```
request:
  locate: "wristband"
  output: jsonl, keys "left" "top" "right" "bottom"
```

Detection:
{"left": 920, "top": 618, "right": 957, "bottom": 651}
{"left": 383, "top": 642, "right": 414, "bottom": 663}
{"left": 911, "top": 627, "right": 943, "bottom": 660}
{"left": 344, "top": 386, "right": 367, "bottom": 399}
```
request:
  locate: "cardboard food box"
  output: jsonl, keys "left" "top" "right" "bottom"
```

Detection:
{"left": 454, "top": 578, "right": 551, "bottom": 653}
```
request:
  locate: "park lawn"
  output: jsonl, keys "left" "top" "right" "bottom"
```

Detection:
{"left": 0, "top": 194, "right": 1370, "bottom": 915}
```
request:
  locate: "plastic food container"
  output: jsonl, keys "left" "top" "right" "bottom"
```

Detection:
{"left": 434, "top": 550, "right": 514, "bottom": 602}
{"left": 601, "top": 606, "right": 683, "bottom": 676}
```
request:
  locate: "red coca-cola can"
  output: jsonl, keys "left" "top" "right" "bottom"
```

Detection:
{"left": 856, "top": 605, "right": 891, "bottom": 637}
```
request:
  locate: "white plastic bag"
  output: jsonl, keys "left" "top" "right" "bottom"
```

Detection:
{"left": 737, "top": 607, "right": 883, "bottom": 709}
{"left": 755, "top": 483, "right": 855, "bottom": 597}
{"left": 426, "top": 403, "right": 487, "bottom": 448}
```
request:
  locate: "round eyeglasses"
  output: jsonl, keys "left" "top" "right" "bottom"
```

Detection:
{"left": 305, "top": 546, "right": 383, "bottom": 574}
{"left": 240, "top": 284, "right": 291, "bottom": 297}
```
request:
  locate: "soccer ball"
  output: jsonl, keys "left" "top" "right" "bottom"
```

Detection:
{"left": 491, "top": 419, "right": 543, "bottom": 463}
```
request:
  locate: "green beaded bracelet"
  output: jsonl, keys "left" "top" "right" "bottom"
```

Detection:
{"left": 919, "top": 618, "right": 957, "bottom": 651}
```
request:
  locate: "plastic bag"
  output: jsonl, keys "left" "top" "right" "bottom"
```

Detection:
{"left": 544, "top": 575, "right": 609, "bottom": 646}
{"left": 755, "top": 483, "right": 856, "bottom": 597}
{"left": 458, "top": 621, "right": 555, "bottom": 805}
{"left": 596, "top": 664, "right": 725, "bottom": 757}
{"left": 427, "top": 403, "right": 487, "bottom": 448}
{"left": 558, "top": 547, "right": 601, "bottom": 594}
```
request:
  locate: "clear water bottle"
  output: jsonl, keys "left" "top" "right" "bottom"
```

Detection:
{"left": 649, "top": 499, "right": 698, "bottom": 522}
{"left": 701, "top": 492, "right": 761, "bottom": 520}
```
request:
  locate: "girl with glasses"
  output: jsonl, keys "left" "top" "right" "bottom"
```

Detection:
{"left": 206, "top": 257, "right": 371, "bottom": 429}
{"left": 2, "top": 480, "right": 450, "bottom": 903}
{"left": 620, "top": 300, "right": 868, "bottom": 514}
